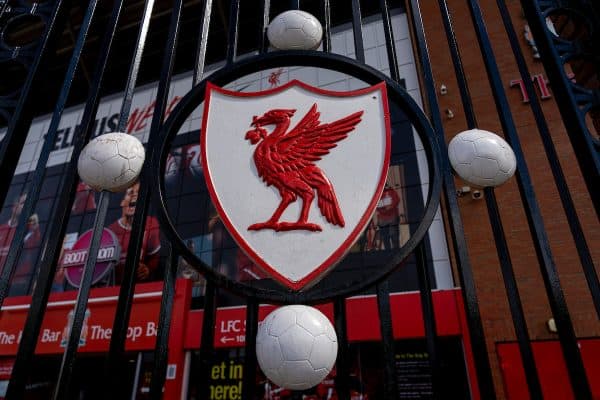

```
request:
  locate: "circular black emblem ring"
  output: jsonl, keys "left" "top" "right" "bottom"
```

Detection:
{"left": 152, "top": 51, "right": 442, "bottom": 304}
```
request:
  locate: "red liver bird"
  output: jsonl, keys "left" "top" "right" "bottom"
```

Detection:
{"left": 245, "top": 104, "right": 363, "bottom": 232}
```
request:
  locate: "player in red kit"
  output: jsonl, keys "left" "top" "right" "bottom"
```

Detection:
{"left": 0, "top": 193, "right": 41, "bottom": 271}
{"left": 71, "top": 181, "right": 97, "bottom": 214}
{"left": 375, "top": 184, "right": 401, "bottom": 250}
{"left": 107, "top": 182, "right": 161, "bottom": 284}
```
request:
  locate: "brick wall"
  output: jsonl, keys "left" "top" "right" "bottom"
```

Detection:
{"left": 419, "top": 1, "right": 599, "bottom": 397}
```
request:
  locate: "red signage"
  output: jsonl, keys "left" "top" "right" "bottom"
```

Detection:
{"left": 0, "top": 282, "right": 166, "bottom": 355}
{"left": 184, "top": 290, "right": 463, "bottom": 350}
{"left": 61, "top": 228, "right": 121, "bottom": 287}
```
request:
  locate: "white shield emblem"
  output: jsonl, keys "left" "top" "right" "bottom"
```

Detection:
{"left": 201, "top": 80, "right": 391, "bottom": 290}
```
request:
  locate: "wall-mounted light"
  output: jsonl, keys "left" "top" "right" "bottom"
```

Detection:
{"left": 440, "top": 84, "right": 448, "bottom": 95}
{"left": 446, "top": 109, "right": 454, "bottom": 119}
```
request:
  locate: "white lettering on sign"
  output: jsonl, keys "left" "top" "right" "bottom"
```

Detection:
{"left": 41, "top": 329, "right": 62, "bottom": 343}
{"left": 62, "top": 246, "right": 117, "bottom": 266}
{"left": 219, "top": 319, "right": 246, "bottom": 334}
{"left": 146, "top": 322, "right": 157, "bottom": 337}
{"left": 89, "top": 324, "right": 154, "bottom": 342}
{"left": 91, "top": 325, "right": 112, "bottom": 340}
{"left": 0, "top": 331, "right": 16, "bottom": 344}
{"left": 218, "top": 318, "right": 248, "bottom": 345}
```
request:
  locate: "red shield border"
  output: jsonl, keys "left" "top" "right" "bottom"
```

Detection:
{"left": 201, "top": 80, "right": 391, "bottom": 290}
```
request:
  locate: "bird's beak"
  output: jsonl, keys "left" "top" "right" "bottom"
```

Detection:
{"left": 251, "top": 116, "right": 265, "bottom": 127}
{"left": 245, "top": 128, "right": 264, "bottom": 144}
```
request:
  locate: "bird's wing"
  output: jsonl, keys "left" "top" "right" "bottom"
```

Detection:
{"left": 270, "top": 104, "right": 364, "bottom": 172}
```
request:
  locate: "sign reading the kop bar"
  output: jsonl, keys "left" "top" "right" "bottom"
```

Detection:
{"left": 201, "top": 80, "right": 391, "bottom": 290}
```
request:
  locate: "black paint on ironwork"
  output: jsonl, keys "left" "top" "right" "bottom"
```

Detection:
{"left": 436, "top": 2, "right": 543, "bottom": 396}
{"left": 0, "top": 0, "right": 71, "bottom": 303}
{"left": 53, "top": 190, "right": 111, "bottom": 400}
{"left": 376, "top": 280, "right": 399, "bottom": 399}
{"left": 408, "top": 0, "right": 496, "bottom": 396}
{"left": 484, "top": 188, "right": 543, "bottom": 400}
{"left": 495, "top": 0, "right": 600, "bottom": 319}
{"left": 193, "top": 0, "right": 213, "bottom": 84}
{"left": 436, "top": 0, "right": 477, "bottom": 129}
{"left": 1, "top": 2, "right": 594, "bottom": 399}
{"left": 6, "top": 0, "right": 127, "bottom": 395}
{"left": 105, "top": 0, "right": 185, "bottom": 396}
{"left": 116, "top": 0, "right": 155, "bottom": 132}
{"left": 56, "top": 0, "right": 156, "bottom": 389}
{"left": 520, "top": 1, "right": 600, "bottom": 215}
{"left": 259, "top": 0, "right": 270, "bottom": 54}
{"left": 3, "top": 1, "right": 99, "bottom": 397}
{"left": 414, "top": 242, "right": 441, "bottom": 399}
{"left": 242, "top": 299, "right": 259, "bottom": 399}
{"left": 378, "top": 0, "right": 400, "bottom": 83}
{"left": 321, "top": 0, "right": 331, "bottom": 53}
{"left": 466, "top": 1, "right": 592, "bottom": 397}
{"left": 334, "top": 298, "right": 351, "bottom": 400}
{"left": 226, "top": 0, "right": 241, "bottom": 64}
{"left": 149, "top": 249, "right": 177, "bottom": 400}
{"left": 152, "top": 51, "right": 442, "bottom": 304}
{"left": 197, "top": 282, "right": 218, "bottom": 398}
{"left": 350, "top": 0, "right": 365, "bottom": 64}
{"left": 0, "top": 0, "right": 68, "bottom": 209}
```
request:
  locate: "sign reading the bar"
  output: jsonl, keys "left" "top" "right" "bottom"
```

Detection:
{"left": 201, "top": 80, "right": 391, "bottom": 290}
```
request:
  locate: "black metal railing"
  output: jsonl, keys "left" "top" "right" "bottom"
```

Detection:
{"left": 0, "top": 0, "right": 597, "bottom": 399}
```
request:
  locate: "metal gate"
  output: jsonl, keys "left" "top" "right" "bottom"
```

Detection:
{"left": 0, "top": 0, "right": 597, "bottom": 399}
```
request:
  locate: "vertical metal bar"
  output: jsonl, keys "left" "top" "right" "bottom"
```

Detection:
{"left": 4, "top": 2, "right": 99, "bottom": 396}
{"left": 0, "top": 0, "right": 79, "bottom": 305}
{"left": 53, "top": 190, "right": 111, "bottom": 400}
{"left": 465, "top": 1, "right": 592, "bottom": 397}
{"left": 321, "top": 0, "right": 331, "bottom": 53}
{"left": 116, "top": 0, "right": 156, "bottom": 132}
{"left": 242, "top": 298, "right": 259, "bottom": 399}
{"left": 197, "top": 282, "right": 218, "bottom": 398}
{"left": 333, "top": 298, "right": 351, "bottom": 400}
{"left": 520, "top": 1, "right": 599, "bottom": 214}
{"left": 0, "top": 1, "right": 10, "bottom": 18}
{"left": 376, "top": 280, "right": 399, "bottom": 399}
{"left": 0, "top": 0, "right": 70, "bottom": 208}
{"left": 226, "top": 0, "right": 241, "bottom": 64}
{"left": 495, "top": 0, "right": 600, "bottom": 318}
{"left": 414, "top": 243, "right": 441, "bottom": 399}
{"left": 149, "top": 248, "right": 177, "bottom": 400}
{"left": 193, "top": 0, "right": 213, "bottom": 84}
{"left": 0, "top": 0, "right": 99, "bottom": 307}
{"left": 407, "top": 0, "right": 496, "bottom": 397}
{"left": 484, "top": 187, "right": 543, "bottom": 399}
{"left": 105, "top": 0, "right": 184, "bottom": 395}
{"left": 5, "top": 0, "right": 127, "bottom": 397}
{"left": 378, "top": 0, "right": 400, "bottom": 82}
{"left": 350, "top": 0, "right": 365, "bottom": 63}
{"left": 258, "top": 0, "right": 271, "bottom": 54}
{"left": 288, "top": 0, "right": 299, "bottom": 10}
{"left": 438, "top": 1, "right": 542, "bottom": 394}
{"left": 436, "top": 0, "right": 477, "bottom": 129}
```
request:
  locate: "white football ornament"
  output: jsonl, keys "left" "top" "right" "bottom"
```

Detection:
{"left": 448, "top": 129, "right": 517, "bottom": 187}
{"left": 256, "top": 305, "right": 337, "bottom": 390}
{"left": 77, "top": 132, "right": 145, "bottom": 192}
{"left": 267, "top": 10, "right": 323, "bottom": 50}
